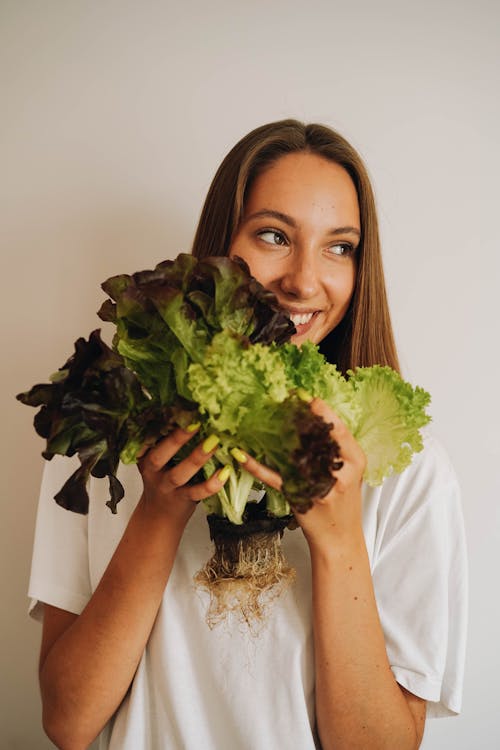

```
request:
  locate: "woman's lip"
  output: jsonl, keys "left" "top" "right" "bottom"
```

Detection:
{"left": 286, "top": 308, "right": 319, "bottom": 315}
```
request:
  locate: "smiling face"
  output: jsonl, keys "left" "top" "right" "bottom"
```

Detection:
{"left": 229, "top": 151, "right": 361, "bottom": 346}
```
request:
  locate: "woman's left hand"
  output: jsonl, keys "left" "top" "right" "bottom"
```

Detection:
{"left": 294, "top": 398, "right": 366, "bottom": 551}
{"left": 240, "top": 398, "right": 367, "bottom": 551}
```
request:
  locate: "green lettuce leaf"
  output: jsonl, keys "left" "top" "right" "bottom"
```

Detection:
{"left": 187, "top": 330, "right": 290, "bottom": 434}
{"left": 278, "top": 341, "right": 361, "bottom": 432}
{"left": 348, "top": 366, "right": 431, "bottom": 485}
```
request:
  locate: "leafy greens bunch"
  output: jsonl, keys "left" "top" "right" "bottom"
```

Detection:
{"left": 17, "top": 254, "right": 431, "bottom": 524}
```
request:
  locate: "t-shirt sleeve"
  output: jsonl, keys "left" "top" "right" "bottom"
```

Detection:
{"left": 370, "top": 435, "right": 467, "bottom": 718}
{"left": 28, "top": 456, "right": 92, "bottom": 621}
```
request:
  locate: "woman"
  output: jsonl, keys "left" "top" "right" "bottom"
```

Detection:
{"left": 30, "top": 120, "right": 467, "bottom": 750}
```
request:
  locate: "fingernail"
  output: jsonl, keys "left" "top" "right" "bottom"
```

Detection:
{"left": 297, "top": 388, "right": 313, "bottom": 403}
{"left": 202, "top": 434, "right": 220, "bottom": 453}
{"left": 230, "top": 447, "right": 247, "bottom": 464}
{"left": 186, "top": 422, "right": 201, "bottom": 433}
{"left": 218, "top": 465, "right": 232, "bottom": 483}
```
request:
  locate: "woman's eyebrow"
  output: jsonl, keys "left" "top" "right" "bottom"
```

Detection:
{"left": 330, "top": 226, "right": 361, "bottom": 238}
{"left": 244, "top": 209, "right": 361, "bottom": 239}
{"left": 244, "top": 209, "right": 297, "bottom": 227}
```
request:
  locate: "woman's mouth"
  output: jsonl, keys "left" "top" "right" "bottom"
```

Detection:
{"left": 288, "top": 311, "right": 319, "bottom": 337}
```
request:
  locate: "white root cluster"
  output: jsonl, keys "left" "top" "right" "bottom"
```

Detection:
{"left": 194, "top": 529, "right": 295, "bottom": 628}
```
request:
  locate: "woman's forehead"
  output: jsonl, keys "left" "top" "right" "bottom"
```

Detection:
{"left": 244, "top": 152, "right": 360, "bottom": 230}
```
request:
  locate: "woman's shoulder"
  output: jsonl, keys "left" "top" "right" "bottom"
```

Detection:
{"left": 405, "top": 427, "right": 461, "bottom": 507}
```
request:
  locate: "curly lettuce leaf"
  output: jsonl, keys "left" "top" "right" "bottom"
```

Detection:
{"left": 187, "top": 330, "right": 290, "bottom": 434}
{"left": 278, "top": 341, "right": 361, "bottom": 432}
{"left": 99, "top": 266, "right": 208, "bottom": 395}
{"left": 17, "top": 331, "right": 146, "bottom": 513}
{"left": 99, "top": 254, "right": 294, "bottom": 359}
{"left": 348, "top": 366, "right": 431, "bottom": 485}
{"left": 187, "top": 255, "right": 296, "bottom": 344}
{"left": 17, "top": 330, "right": 197, "bottom": 513}
{"left": 241, "top": 396, "right": 341, "bottom": 513}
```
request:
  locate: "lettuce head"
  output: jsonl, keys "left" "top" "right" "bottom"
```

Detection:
{"left": 17, "top": 254, "right": 431, "bottom": 523}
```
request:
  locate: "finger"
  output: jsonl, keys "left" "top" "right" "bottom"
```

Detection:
{"left": 310, "top": 398, "right": 345, "bottom": 434}
{"left": 231, "top": 450, "right": 283, "bottom": 492}
{"left": 160, "top": 434, "right": 220, "bottom": 489}
{"left": 139, "top": 425, "right": 201, "bottom": 473}
{"left": 310, "top": 398, "right": 366, "bottom": 475}
{"left": 310, "top": 399, "right": 355, "bottom": 451}
{"left": 179, "top": 465, "right": 232, "bottom": 503}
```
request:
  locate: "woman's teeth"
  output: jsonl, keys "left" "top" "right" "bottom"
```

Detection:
{"left": 289, "top": 312, "right": 314, "bottom": 326}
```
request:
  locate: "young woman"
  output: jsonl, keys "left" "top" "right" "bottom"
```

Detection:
{"left": 29, "top": 120, "right": 467, "bottom": 750}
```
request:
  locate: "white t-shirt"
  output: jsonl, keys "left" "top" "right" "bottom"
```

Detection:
{"left": 28, "top": 431, "right": 467, "bottom": 749}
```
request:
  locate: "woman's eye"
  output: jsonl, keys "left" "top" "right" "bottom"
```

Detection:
{"left": 257, "top": 230, "right": 288, "bottom": 246}
{"left": 327, "top": 242, "right": 354, "bottom": 257}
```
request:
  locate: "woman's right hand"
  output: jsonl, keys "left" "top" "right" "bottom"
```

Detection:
{"left": 137, "top": 426, "right": 228, "bottom": 529}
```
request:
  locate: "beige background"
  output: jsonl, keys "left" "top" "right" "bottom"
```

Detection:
{"left": 1, "top": 1, "right": 499, "bottom": 748}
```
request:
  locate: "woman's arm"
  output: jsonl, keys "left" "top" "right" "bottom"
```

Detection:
{"left": 39, "top": 427, "right": 225, "bottom": 750}
{"left": 300, "top": 400, "right": 426, "bottom": 750}
{"left": 308, "top": 524, "right": 426, "bottom": 750}
{"left": 244, "top": 400, "right": 426, "bottom": 750}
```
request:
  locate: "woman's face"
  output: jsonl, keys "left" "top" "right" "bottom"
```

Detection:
{"left": 229, "top": 152, "right": 360, "bottom": 345}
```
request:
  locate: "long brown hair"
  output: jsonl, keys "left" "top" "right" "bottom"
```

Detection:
{"left": 191, "top": 119, "right": 400, "bottom": 374}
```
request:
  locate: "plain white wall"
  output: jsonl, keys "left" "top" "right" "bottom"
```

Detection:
{"left": 1, "top": 1, "right": 498, "bottom": 747}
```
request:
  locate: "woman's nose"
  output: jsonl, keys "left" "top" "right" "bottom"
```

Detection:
{"left": 278, "top": 255, "right": 320, "bottom": 299}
